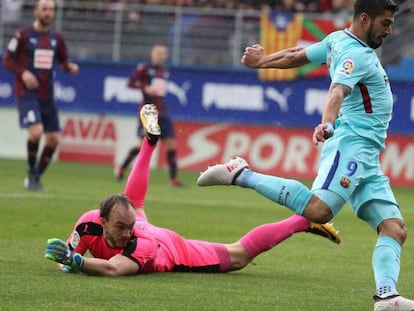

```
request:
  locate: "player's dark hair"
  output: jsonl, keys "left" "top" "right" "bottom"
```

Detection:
{"left": 353, "top": 0, "right": 399, "bottom": 20}
{"left": 99, "top": 194, "right": 134, "bottom": 220}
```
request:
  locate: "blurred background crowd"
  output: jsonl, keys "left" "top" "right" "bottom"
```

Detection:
{"left": 72, "top": 0, "right": 355, "bottom": 13}
{"left": 1, "top": 0, "right": 413, "bottom": 67}
{"left": 72, "top": 0, "right": 413, "bottom": 14}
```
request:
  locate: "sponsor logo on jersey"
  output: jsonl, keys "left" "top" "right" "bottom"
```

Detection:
{"left": 338, "top": 59, "right": 354, "bottom": 77}
{"left": 34, "top": 49, "right": 54, "bottom": 69}
{"left": 70, "top": 231, "right": 80, "bottom": 248}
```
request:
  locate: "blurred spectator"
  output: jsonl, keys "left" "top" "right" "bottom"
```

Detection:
{"left": 318, "top": 0, "right": 331, "bottom": 13}
{"left": 331, "top": 0, "right": 352, "bottom": 14}
{"left": 239, "top": 0, "right": 261, "bottom": 10}
{"left": 92, "top": 0, "right": 359, "bottom": 12}
{"left": 266, "top": 0, "right": 319, "bottom": 12}
{"left": 295, "top": 0, "right": 319, "bottom": 12}
{"left": 274, "top": 0, "right": 297, "bottom": 12}
{"left": 326, "top": 0, "right": 352, "bottom": 27}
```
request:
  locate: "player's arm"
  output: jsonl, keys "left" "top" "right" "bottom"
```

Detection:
{"left": 2, "top": 30, "right": 39, "bottom": 90}
{"left": 322, "top": 83, "right": 350, "bottom": 124}
{"left": 241, "top": 44, "right": 310, "bottom": 69}
{"left": 61, "top": 60, "right": 79, "bottom": 75}
{"left": 81, "top": 255, "right": 140, "bottom": 276}
{"left": 128, "top": 64, "right": 159, "bottom": 97}
{"left": 127, "top": 64, "right": 144, "bottom": 89}
{"left": 2, "top": 30, "right": 26, "bottom": 75}
{"left": 45, "top": 238, "right": 140, "bottom": 276}
{"left": 55, "top": 33, "right": 79, "bottom": 75}
{"left": 2, "top": 48, "right": 25, "bottom": 75}
{"left": 312, "top": 83, "right": 351, "bottom": 145}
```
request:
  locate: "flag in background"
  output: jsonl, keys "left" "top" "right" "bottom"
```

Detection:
{"left": 260, "top": 13, "right": 350, "bottom": 81}
{"left": 297, "top": 17, "right": 350, "bottom": 77}
{"left": 260, "top": 12, "right": 303, "bottom": 81}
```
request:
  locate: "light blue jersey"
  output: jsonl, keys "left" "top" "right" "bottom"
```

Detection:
{"left": 237, "top": 25, "right": 406, "bottom": 301}
{"left": 303, "top": 29, "right": 401, "bottom": 228}
{"left": 306, "top": 29, "right": 393, "bottom": 150}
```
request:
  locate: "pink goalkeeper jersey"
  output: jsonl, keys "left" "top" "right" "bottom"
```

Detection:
{"left": 66, "top": 209, "right": 222, "bottom": 273}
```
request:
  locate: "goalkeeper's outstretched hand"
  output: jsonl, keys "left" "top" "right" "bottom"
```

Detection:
{"left": 45, "top": 238, "right": 84, "bottom": 270}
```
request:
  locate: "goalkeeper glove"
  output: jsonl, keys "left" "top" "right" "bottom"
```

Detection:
{"left": 45, "top": 238, "right": 84, "bottom": 270}
{"left": 61, "top": 265, "right": 73, "bottom": 273}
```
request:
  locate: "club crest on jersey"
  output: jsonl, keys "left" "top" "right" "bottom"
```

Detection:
{"left": 339, "top": 59, "right": 354, "bottom": 77}
{"left": 340, "top": 176, "right": 351, "bottom": 188}
{"left": 69, "top": 231, "right": 80, "bottom": 248}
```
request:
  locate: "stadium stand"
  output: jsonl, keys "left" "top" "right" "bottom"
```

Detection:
{"left": 0, "top": 0, "right": 413, "bottom": 72}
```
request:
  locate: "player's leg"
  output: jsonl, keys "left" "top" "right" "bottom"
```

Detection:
{"left": 33, "top": 131, "right": 59, "bottom": 189}
{"left": 34, "top": 100, "right": 61, "bottom": 189}
{"left": 115, "top": 145, "right": 141, "bottom": 181}
{"left": 364, "top": 205, "right": 413, "bottom": 310}
{"left": 123, "top": 104, "right": 160, "bottom": 214}
{"left": 198, "top": 157, "right": 340, "bottom": 223}
{"left": 353, "top": 178, "right": 414, "bottom": 310}
{"left": 159, "top": 115, "right": 184, "bottom": 187}
{"left": 116, "top": 104, "right": 162, "bottom": 181}
{"left": 27, "top": 123, "right": 43, "bottom": 171}
{"left": 220, "top": 214, "right": 339, "bottom": 271}
{"left": 17, "top": 93, "right": 44, "bottom": 190}
{"left": 164, "top": 138, "right": 180, "bottom": 186}
{"left": 170, "top": 215, "right": 339, "bottom": 274}
{"left": 197, "top": 132, "right": 361, "bottom": 223}
{"left": 114, "top": 112, "right": 143, "bottom": 181}
{"left": 38, "top": 132, "right": 59, "bottom": 163}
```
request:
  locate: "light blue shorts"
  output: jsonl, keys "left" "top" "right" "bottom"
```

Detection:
{"left": 311, "top": 125, "right": 402, "bottom": 230}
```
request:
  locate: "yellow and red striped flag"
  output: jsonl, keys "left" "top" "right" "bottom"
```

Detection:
{"left": 260, "top": 12, "right": 303, "bottom": 81}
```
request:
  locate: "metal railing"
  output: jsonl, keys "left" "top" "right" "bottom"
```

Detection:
{"left": 1, "top": 1, "right": 413, "bottom": 67}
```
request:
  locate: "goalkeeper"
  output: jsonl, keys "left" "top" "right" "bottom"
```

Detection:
{"left": 45, "top": 104, "right": 340, "bottom": 276}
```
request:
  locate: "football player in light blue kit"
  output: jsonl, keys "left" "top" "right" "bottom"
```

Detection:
{"left": 197, "top": 0, "right": 413, "bottom": 310}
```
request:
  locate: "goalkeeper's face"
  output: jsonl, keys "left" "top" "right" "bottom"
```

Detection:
{"left": 101, "top": 204, "right": 136, "bottom": 249}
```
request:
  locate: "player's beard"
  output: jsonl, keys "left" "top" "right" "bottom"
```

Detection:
{"left": 366, "top": 25, "right": 384, "bottom": 49}
{"left": 38, "top": 16, "right": 53, "bottom": 28}
{"left": 104, "top": 230, "right": 129, "bottom": 248}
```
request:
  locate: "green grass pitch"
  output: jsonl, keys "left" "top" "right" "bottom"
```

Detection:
{"left": 0, "top": 158, "right": 413, "bottom": 310}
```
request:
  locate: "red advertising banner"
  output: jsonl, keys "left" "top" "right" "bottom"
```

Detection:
{"left": 56, "top": 115, "right": 413, "bottom": 187}
{"left": 58, "top": 115, "right": 117, "bottom": 164}
{"left": 157, "top": 121, "right": 414, "bottom": 187}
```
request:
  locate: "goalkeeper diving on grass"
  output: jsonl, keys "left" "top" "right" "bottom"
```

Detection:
{"left": 45, "top": 104, "right": 340, "bottom": 276}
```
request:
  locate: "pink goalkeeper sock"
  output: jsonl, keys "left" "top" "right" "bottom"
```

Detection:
{"left": 123, "top": 138, "right": 156, "bottom": 208}
{"left": 239, "top": 214, "right": 309, "bottom": 258}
